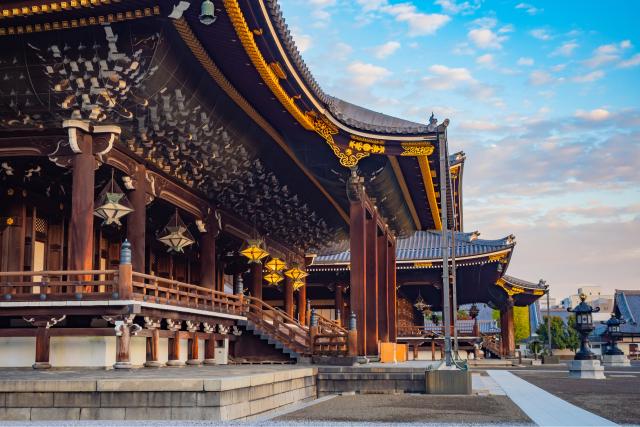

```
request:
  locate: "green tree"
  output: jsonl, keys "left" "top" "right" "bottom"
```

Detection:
{"left": 536, "top": 315, "right": 579, "bottom": 350}
{"left": 514, "top": 306, "right": 531, "bottom": 343}
{"left": 492, "top": 307, "right": 531, "bottom": 343}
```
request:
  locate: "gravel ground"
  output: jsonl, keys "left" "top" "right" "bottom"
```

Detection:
{"left": 274, "top": 394, "right": 533, "bottom": 424}
{"left": 513, "top": 369, "right": 640, "bottom": 425}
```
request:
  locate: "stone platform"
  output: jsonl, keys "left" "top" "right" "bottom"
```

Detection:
{"left": 0, "top": 365, "right": 316, "bottom": 421}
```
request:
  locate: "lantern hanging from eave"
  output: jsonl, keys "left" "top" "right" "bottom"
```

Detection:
{"left": 240, "top": 239, "right": 269, "bottom": 263}
{"left": 158, "top": 210, "right": 195, "bottom": 253}
{"left": 265, "top": 257, "right": 287, "bottom": 272}
{"left": 284, "top": 265, "right": 308, "bottom": 281}
{"left": 94, "top": 172, "right": 133, "bottom": 226}
{"left": 413, "top": 291, "right": 427, "bottom": 312}
{"left": 263, "top": 271, "right": 283, "bottom": 286}
{"left": 293, "top": 280, "right": 305, "bottom": 291}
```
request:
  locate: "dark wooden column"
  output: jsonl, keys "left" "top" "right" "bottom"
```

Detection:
{"left": 284, "top": 277, "right": 294, "bottom": 319}
{"left": 387, "top": 237, "right": 397, "bottom": 341}
{"left": 166, "top": 320, "right": 184, "bottom": 366}
{"left": 335, "top": 284, "right": 344, "bottom": 326}
{"left": 34, "top": 327, "right": 51, "bottom": 369}
{"left": 0, "top": 202, "right": 26, "bottom": 275}
{"left": 69, "top": 130, "right": 95, "bottom": 272}
{"left": 200, "top": 212, "right": 220, "bottom": 289}
{"left": 349, "top": 195, "right": 367, "bottom": 356}
{"left": 127, "top": 164, "right": 146, "bottom": 273}
{"left": 364, "top": 213, "right": 379, "bottom": 356}
{"left": 297, "top": 284, "right": 307, "bottom": 325}
{"left": 249, "top": 262, "right": 263, "bottom": 300}
{"left": 377, "top": 230, "right": 389, "bottom": 342}
{"left": 500, "top": 296, "right": 515, "bottom": 357}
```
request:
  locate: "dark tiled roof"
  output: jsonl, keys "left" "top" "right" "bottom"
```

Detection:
{"left": 615, "top": 290, "right": 640, "bottom": 334}
{"left": 503, "top": 275, "right": 548, "bottom": 291}
{"left": 449, "top": 151, "right": 466, "bottom": 167}
{"left": 311, "top": 230, "right": 514, "bottom": 265}
{"left": 265, "top": 1, "right": 435, "bottom": 136}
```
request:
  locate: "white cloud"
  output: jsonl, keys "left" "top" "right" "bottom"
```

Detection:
{"left": 334, "top": 42, "right": 353, "bottom": 60}
{"left": 435, "top": 0, "right": 481, "bottom": 15}
{"left": 498, "top": 24, "right": 515, "bottom": 34}
{"left": 453, "top": 42, "right": 475, "bottom": 55}
{"left": 515, "top": 2, "right": 543, "bottom": 15}
{"left": 291, "top": 27, "right": 313, "bottom": 53}
{"left": 309, "top": 0, "right": 336, "bottom": 26}
{"left": 618, "top": 53, "right": 640, "bottom": 68}
{"left": 373, "top": 41, "right": 401, "bottom": 59}
{"left": 356, "top": 1, "right": 450, "bottom": 36}
{"left": 459, "top": 120, "right": 500, "bottom": 131}
{"left": 584, "top": 41, "right": 632, "bottom": 68}
{"left": 530, "top": 28, "right": 552, "bottom": 40}
{"left": 518, "top": 57, "right": 534, "bottom": 66}
{"left": 422, "top": 64, "right": 474, "bottom": 90}
{"left": 476, "top": 53, "right": 494, "bottom": 68}
{"left": 572, "top": 70, "right": 605, "bottom": 83}
{"left": 529, "top": 70, "right": 558, "bottom": 86}
{"left": 552, "top": 41, "right": 579, "bottom": 57}
{"left": 468, "top": 28, "right": 506, "bottom": 49}
{"left": 574, "top": 108, "right": 610, "bottom": 121}
{"left": 383, "top": 3, "right": 450, "bottom": 36}
{"left": 346, "top": 61, "right": 391, "bottom": 87}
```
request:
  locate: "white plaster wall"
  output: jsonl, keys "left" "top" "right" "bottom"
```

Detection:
{"left": 50, "top": 336, "right": 116, "bottom": 367}
{"left": 0, "top": 337, "right": 35, "bottom": 367}
{"left": 179, "top": 338, "right": 188, "bottom": 362}
{"left": 216, "top": 338, "right": 229, "bottom": 364}
{"left": 198, "top": 338, "right": 205, "bottom": 361}
{"left": 158, "top": 337, "right": 169, "bottom": 363}
{"left": 130, "top": 336, "right": 147, "bottom": 366}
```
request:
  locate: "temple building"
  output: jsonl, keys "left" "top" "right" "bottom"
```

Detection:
{"left": 0, "top": 0, "right": 546, "bottom": 368}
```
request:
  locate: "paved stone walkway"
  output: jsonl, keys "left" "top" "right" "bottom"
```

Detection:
{"left": 487, "top": 370, "right": 616, "bottom": 426}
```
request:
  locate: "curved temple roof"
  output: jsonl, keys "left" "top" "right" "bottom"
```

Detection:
{"left": 502, "top": 275, "right": 548, "bottom": 292}
{"left": 311, "top": 230, "right": 515, "bottom": 265}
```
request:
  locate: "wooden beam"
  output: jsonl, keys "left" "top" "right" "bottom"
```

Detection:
{"left": 389, "top": 157, "right": 422, "bottom": 230}
{"left": 69, "top": 131, "right": 95, "bottom": 274}
{"left": 417, "top": 155, "right": 442, "bottom": 230}
{"left": 350, "top": 199, "right": 367, "bottom": 356}
{"left": 365, "top": 210, "right": 378, "bottom": 356}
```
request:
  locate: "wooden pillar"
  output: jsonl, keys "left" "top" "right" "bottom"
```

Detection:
{"left": 387, "top": 237, "right": 397, "bottom": 341}
{"left": 187, "top": 333, "right": 201, "bottom": 365}
{"left": 284, "top": 277, "right": 294, "bottom": 319}
{"left": 144, "top": 328, "right": 162, "bottom": 367}
{"left": 377, "top": 231, "right": 389, "bottom": 342}
{"left": 431, "top": 338, "right": 436, "bottom": 361}
{"left": 297, "top": 284, "right": 306, "bottom": 325}
{"left": 335, "top": 284, "right": 344, "bottom": 326}
{"left": 127, "top": 164, "right": 146, "bottom": 273}
{"left": 0, "top": 201, "right": 26, "bottom": 275}
{"left": 200, "top": 214, "right": 218, "bottom": 289}
{"left": 204, "top": 333, "right": 217, "bottom": 365}
{"left": 167, "top": 320, "right": 184, "bottom": 366}
{"left": 364, "top": 214, "right": 378, "bottom": 356}
{"left": 69, "top": 131, "right": 95, "bottom": 273}
{"left": 33, "top": 327, "right": 51, "bottom": 369}
{"left": 500, "top": 296, "right": 515, "bottom": 357}
{"left": 114, "top": 320, "right": 135, "bottom": 369}
{"left": 249, "top": 262, "right": 262, "bottom": 300}
{"left": 349, "top": 198, "right": 367, "bottom": 356}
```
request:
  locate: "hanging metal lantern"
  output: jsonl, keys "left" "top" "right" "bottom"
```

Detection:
{"left": 284, "top": 265, "right": 308, "bottom": 281}
{"left": 414, "top": 291, "right": 427, "bottom": 312}
{"left": 265, "top": 257, "right": 286, "bottom": 272}
{"left": 158, "top": 210, "right": 195, "bottom": 253}
{"left": 263, "top": 271, "right": 283, "bottom": 286}
{"left": 293, "top": 280, "right": 305, "bottom": 291}
{"left": 240, "top": 239, "right": 269, "bottom": 263}
{"left": 94, "top": 172, "right": 133, "bottom": 226}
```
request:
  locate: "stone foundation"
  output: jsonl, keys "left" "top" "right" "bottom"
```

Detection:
{"left": 0, "top": 368, "right": 316, "bottom": 421}
{"left": 317, "top": 366, "right": 426, "bottom": 396}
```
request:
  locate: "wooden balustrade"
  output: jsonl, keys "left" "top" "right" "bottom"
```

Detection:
{"left": 244, "top": 296, "right": 310, "bottom": 355}
{"left": 0, "top": 270, "right": 118, "bottom": 300}
{"left": 316, "top": 313, "right": 347, "bottom": 336}
{"left": 313, "top": 334, "right": 348, "bottom": 356}
{"left": 130, "top": 272, "right": 244, "bottom": 315}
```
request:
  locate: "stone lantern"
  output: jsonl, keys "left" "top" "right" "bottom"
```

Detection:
{"left": 601, "top": 314, "right": 630, "bottom": 367}
{"left": 566, "top": 294, "right": 605, "bottom": 379}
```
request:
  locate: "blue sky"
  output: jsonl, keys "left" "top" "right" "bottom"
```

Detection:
{"left": 278, "top": 0, "right": 640, "bottom": 299}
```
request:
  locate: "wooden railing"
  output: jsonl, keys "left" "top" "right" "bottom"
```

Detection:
{"left": 482, "top": 336, "right": 502, "bottom": 357}
{"left": 244, "top": 296, "right": 310, "bottom": 355}
{"left": 397, "top": 325, "right": 440, "bottom": 338}
{"left": 316, "top": 313, "right": 347, "bottom": 336}
{"left": 313, "top": 334, "right": 348, "bottom": 356}
{"left": 0, "top": 270, "right": 118, "bottom": 301}
{"left": 131, "top": 272, "right": 243, "bottom": 315}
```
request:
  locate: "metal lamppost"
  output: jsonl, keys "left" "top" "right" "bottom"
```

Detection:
{"left": 567, "top": 294, "right": 600, "bottom": 360}
{"left": 603, "top": 314, "right": 625, "bottom": 356}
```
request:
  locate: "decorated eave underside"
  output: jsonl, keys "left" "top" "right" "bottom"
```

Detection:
{"left": 496, "top": 274, "right": 548, "bottom": 306}
{"left": 0, "top": 0, "right": 459, "bottom": 252}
